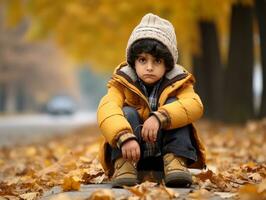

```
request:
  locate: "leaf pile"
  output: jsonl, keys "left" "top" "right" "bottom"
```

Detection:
{"left": 192, "top": 119, "right": 266, "bottom": 198}
{"left": 0, "top": 126, "right": 105, "bottom": 199}
{"left": 0, "top": 119, "right": 265, "bottom": 199}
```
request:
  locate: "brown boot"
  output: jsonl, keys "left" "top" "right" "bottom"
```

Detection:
{"left": 163, "top": 153, "right": 192, "bottom": 187}
{"left": 112, "top": 158, "right": 138, "bottom": 187}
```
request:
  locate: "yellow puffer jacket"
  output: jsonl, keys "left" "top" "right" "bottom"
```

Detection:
{"left": 97, "top": 62, "right": 206, "bottom": 176}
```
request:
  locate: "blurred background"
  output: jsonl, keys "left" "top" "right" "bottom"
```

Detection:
{"left": 0, "top": 0, "right": 265, "bottom": 145}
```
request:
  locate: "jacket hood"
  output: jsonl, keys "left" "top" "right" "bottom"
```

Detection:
{"left": 113, "top": 62, "right": 191, "bottom": 85}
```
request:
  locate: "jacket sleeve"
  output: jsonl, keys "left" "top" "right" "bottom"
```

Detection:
{"left": 97, "top": 80, "right": 133, "bottom": 147}
{"left": 157, "top": 81, "right": 204, "bottom": 130}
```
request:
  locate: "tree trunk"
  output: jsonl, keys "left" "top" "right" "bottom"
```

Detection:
{"left": 196, "top": 21, "right": 224, "bottom": 120}
{"left": 255, "top": 0, "right": 266, "bottom": 118}
{"left": 193, "top": 54, "right": 212, "bottom": 120}
{"left": 224, "top": 4, "right": 254, "bottom": 123}
{"left": 192, "top": 55, "right": 205, "bottom": 102}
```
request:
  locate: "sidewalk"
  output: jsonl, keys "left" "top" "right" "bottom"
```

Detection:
{"left": 41, "top": 184, "right": 226, "bottom": 200}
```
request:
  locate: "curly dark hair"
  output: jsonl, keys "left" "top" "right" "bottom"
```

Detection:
{"left": 127, "top": 39, "right": 174, "bottom": 71}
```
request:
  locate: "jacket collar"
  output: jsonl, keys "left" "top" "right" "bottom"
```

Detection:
{"left": 116, "top": 63, "right": 187, "bottom": 83}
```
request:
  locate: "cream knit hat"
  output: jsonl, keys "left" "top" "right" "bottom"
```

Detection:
{"left": 126, "top": 13, "right": 178, "bottom": 65}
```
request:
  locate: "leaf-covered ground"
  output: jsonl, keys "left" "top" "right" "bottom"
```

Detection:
{"left": 0, "top": 120, "right": 265, "bottom": 200}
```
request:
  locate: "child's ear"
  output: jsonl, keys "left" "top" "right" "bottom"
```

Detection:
{"left": 166, "top": 64, "right": 174, "bottom": 72}
{"left": 165, "top": 66, "right": 171, "bottom": 72}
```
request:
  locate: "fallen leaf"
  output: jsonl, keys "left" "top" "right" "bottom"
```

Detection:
{"left": 79, "top": 156, "right": 93, "bottom": 163}
{"left": 195, "top": 170, "right": 214, "bottom": 182}
{"left": 19, "top": 192, "right": 39, "bottom": 200}
{"left": 188, "top": 189, "right": 212, "bottom": 199}
{"left": 161, "top": 185, "right": 180, "bottom": 198}
{"left": 88, "top": 189, "right": 115, "bottom": 200}
{"left": 125, "top": 181, "right": 179, "bottom": 200}
{"left": 125, "top": 186, "right": 145, "bottom": 197}
{"left": 134, "top": 181, "right": 157, "bottom": 194}
{"left": 25, "top": 147, "right": 37, "bottom": 157}
{"left": 248, "top": 173, "right": 262, "bottom": 182}
{"left": 258, "top": 179, "right": 266, "bottom": 193}
{"left": 62, "top": 176, "right": 80, "bottom": 191}
{"left": 214, "top": 192, "right": 237, "bottom": 199}
{"left": 0, "top": 196, "right": 19, "bottom": 200}
{"left": 82, "top": 169, "right": 105, "bottom": 184}
{"left": 238, "top": 184, "right": 264, "bottom": 200}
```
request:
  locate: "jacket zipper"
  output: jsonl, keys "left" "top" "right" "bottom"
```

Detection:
{"left": 113, "top": 77, "right": 151, "bottom": 112}
{"left": 126, "top": 84, "right": 152, "bottom": 112}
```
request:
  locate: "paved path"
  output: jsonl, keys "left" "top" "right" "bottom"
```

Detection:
{"left": 40, "top": 183, "right": 230, "bottom": 200}
{"left": 41, "top": 184, "right": 193, "bottom": 200}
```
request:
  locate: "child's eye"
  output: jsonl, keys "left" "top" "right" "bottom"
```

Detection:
{"left": 138, "top": 57, "right": 146, "bottom": 63}
{"left": 155, "top": 58, "right": 162, "bottom": 64}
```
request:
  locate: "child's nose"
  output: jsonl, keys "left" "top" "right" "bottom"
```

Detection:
{"left": 146, "top": 62, "right": 153, "bottom": 71}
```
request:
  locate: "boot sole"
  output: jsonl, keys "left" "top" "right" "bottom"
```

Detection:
{"left": 165, "top": 171, "right": 192, "bottom": 188}
{"left": 112, "top": 178, "right": 138, "bottom": 188}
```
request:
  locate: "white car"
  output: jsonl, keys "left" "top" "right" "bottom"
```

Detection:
{"left": 46, "top": 95, "right": 77, "bottom": 115}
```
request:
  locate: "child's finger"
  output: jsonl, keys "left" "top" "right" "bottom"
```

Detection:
{"left": 147, "top": 130, "right": 152, "bottom": 142}
{"left": 153, "top": 130, "right": 157, "bottom": 141}
{"left": 152, "top": 130, "right": 156, "bottom": 141}
{"left": 148, "top": 129, "right": 154, "bottom": 142}
{"left": 126, "top": 149, "right": 132, "bottom": 161}
{"left": 122, "top": 148, "right": 127, "bottom": 160}
{"left": 153, "top": 134, "right": 157, "bottom": 142}
{"left": 142, "top": 128, "right": 148, "bottom": 141}
{"left": 135, "top": 148, "right": 140, "bottom": 161}
{"left": 131, "top": 149, "right": 137, "bottom": 161}
{"left": 147, "top": 129, "right": 152, "bottom": 141}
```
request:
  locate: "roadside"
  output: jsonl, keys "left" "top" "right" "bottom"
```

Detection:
{"left": 0, "top": 111, "right": 96, "bottom": 147}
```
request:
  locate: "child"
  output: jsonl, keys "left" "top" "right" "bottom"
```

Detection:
{"left": 97, "top": 13, "right": 206, "bottom": 188}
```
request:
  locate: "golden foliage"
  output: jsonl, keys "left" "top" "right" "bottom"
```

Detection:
{"left": 1, "top": 0, "right": 246, "bottom": 72}
{"left": 4, "top": 0, "right": 25, "bottom": 27}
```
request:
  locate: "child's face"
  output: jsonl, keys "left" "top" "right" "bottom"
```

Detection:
{"left": 135, "top": 53, "right": 166, "bottom": 85}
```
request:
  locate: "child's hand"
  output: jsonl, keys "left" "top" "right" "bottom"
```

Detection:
{"left": 141, "top": 116, "right": 160, "bottom": 143}
{"left": 121, "top": 139, "right": 140, "bottom": 162}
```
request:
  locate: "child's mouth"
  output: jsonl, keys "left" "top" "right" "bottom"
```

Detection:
{"left": 143, "top": 74, "right": 156, "bottom": 78}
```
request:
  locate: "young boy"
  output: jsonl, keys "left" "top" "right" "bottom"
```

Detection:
{"left": 97, "top": 13, "right": 206, "bottom": 188}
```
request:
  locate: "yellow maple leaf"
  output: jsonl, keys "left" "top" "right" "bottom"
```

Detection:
{"left": 62, "top": 176, "right": 81, "bottom": 191}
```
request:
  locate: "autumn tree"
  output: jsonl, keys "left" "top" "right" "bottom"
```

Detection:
{"left": 197, "top": 21, "right": 224, "bottom": 120}
{"left": 224, "top": 3, "right": 255, "bottom": 123}
{"left": 190, "top": 0, "right": 230, "bottom": 120}
{"left": 255, "top": 0, "right": 266, "bottom": 118}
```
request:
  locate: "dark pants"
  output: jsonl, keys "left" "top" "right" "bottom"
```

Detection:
{"left": 111, "top": 98, "right": 197, "bottom": 171}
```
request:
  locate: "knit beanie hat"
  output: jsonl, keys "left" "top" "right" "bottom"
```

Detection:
{"left": 126, "top": 13, "right": 178, "bottom": 65}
